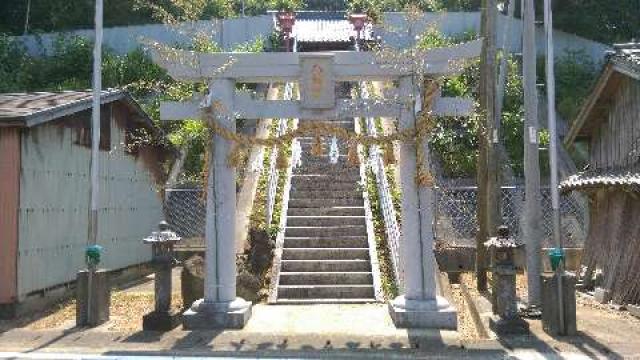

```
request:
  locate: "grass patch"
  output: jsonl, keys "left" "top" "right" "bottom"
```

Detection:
{"left": 364, "top": 168, "right": 399, "bottom": 300}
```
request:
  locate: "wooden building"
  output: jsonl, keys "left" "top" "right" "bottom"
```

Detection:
{"left": 562, "top": 43, "right": 640, "bottom": 305}
{"left": 0, "top": 90, "right": 171, "bottom": 317}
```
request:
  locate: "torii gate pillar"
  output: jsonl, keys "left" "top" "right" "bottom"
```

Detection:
{"left": 388, "top": 77, "right": 457, "bottom": 329}
{"left": 183, "top": 79, "right": 252, "bottom": 329}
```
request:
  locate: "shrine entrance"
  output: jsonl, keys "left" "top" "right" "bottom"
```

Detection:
{"left": 153, "top": 40, "right": 481, "bottom": 329}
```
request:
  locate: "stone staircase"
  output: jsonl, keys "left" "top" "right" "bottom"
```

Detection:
{"left": 275, "top": 120, "right": 377, "bottom": 303}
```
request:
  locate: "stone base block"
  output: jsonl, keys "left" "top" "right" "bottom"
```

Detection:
{"left": 489, "top": 315, "right": 530, "bottom": 335}
{"left": 594, "top": 287, "right": 611, "bottom": 304}
{"left": 542, "top": 274, "right": 577, "bottom": 336}
{"left": 143, "top": 310, "right": 182, "bottom": 331}
{"left": 76, "top": 269, "right": 110, "bottom": 327}
{"left": 388, "top": 295, "right": 457, "bottom": 329}
{"left": 182, "top": 298, "right": 252, "bottom": 330}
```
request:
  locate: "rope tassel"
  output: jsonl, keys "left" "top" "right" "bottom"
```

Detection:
{"left": 276, "top": 146, "right": 289, "bottom": 170}
{"left": 383, "top": 143, "right": 396, "bottom": 165}
{"left": 311, "top": 136, "right": 324, "bottom": 156}
{"left": 347, "top": 141, "right": 360, "bottom": 166}
{"left": 227, "top": 143, "right": 246, "bottom": 168}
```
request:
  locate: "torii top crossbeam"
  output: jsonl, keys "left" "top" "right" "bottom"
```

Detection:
{"left": 153, "top": 39, "right": 482, "bottom": 121}
{"left": 152, "top": 39, "right": 482, "bottom": 83}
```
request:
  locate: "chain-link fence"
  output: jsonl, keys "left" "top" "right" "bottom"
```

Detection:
{"left": 434, "top": 184, "right": 588, "bottom": 248}
{"left": 164, "top": 189, "right": 206, "bottom": 243}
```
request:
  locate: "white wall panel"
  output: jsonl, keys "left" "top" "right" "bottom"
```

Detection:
{"left": 17, "top": 109, "right": 163, "bottom": 299}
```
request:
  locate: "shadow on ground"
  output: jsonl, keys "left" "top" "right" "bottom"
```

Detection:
{"left": 497, "top": 324, "right": 624, "bottom": 359}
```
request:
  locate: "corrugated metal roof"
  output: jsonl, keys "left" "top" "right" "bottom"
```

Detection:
{"left": 560, "top": 168, "right": 640, "bottom": 193}
{"left": 0, "top": 90, "right": 152, "bottom": 128}
{"left": 293, "top": 19, "right": 373, "bottom": 43}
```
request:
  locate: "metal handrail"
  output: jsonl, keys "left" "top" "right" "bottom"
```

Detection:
{"left": 266, "top": 82, "right": 294, "bottom": 226}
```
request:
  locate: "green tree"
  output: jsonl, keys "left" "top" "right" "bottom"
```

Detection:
{"left": 547, "top": 1, "right": 640, "bottom": 44}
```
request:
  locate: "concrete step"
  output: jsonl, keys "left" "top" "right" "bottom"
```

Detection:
{"left": 292, "top": 174, "right": 361, "bottom": 183}
{"left": 297, "top": 121, "right": 353, "bottom": 129}
{"left": 293, "top": 170, "right": 360, "bottom": 179}
{"left": 280, "top": 259, "right": 371, "bottom": 272}
{"left": 295, "top": 164, "right": 360, "bottom": 174}
{"left": 287, "top": 207, "right": 365, "bottom": 216}
{"left": 291, "top": 181, "right": 358, "bottom": 191}
{"left": 286, "top": 216, "right": 365, "bottom": 227}
{"left": 290, "top": 189, "right": 363, "bottom": 200}
{"left": 302, "top": 151, "right": 347, "bottom": 163}
{"left": 284, "top": 236, "right": 368, "bottom": 248}
{"left": 282, "top": 248, "right": 370, "bottom": 260}
{"left": 278, "top": 271, "right": 373, "bottom": 285}
{"left": 274, "top": 298, "right": 376, "bottom": 304}
{"left": 288, "top": 198, "right": 364, "bottom": 208}
{"left": 285, "top": 225, "right": 367, "bottom": 237}
{"left": 277, "top": 284, "right": 375, "bottom": 299}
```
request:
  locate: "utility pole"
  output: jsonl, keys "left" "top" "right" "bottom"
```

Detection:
{"left": 496, "top": 0, "right": 515, "bottom": 120}
{"left": 544, "top": 0, "right": 565, "bottom": 333}
{"left": 476, "top": 0, "right": 499, "bottom": 292}
{"left": 87, "top": 0, "right": 103, "bottom": 325}
{"left": 522, "top": 0, "right": 543, "bottom": 309}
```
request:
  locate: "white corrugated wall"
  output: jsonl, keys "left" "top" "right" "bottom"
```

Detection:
{"left": 17, "top": 106, "right": 163, "bottom": 299}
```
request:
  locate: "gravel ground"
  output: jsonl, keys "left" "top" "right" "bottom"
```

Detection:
{"left": 449, "top": 284, "right": 480, "bottom": 340}
{"left": 2, "top": 291, "right": 183, "bottom": 333}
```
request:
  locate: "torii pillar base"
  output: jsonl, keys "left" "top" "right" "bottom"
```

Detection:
{"left": 389, "top": 295, "right": 457, "bottom": 329}
{"left": 183, "top": 298, "right": 252, "bottom": 330}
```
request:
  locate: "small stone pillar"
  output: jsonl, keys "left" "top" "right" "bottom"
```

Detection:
{"left": 542, "top": 273, "right": 577, "bottom": 336}
{"left": 142, "top": 221, "right": 182, "bottom": 331}
{"left": 77, "top": 245, "right": 110, "bottom": 327}
{"left": 542, "top": 248, "right": 577, "bottom": 336}
{"left": 484, "top": 225, "right": 529, "bottom": 335}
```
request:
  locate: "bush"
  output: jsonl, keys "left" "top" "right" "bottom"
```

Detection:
{"left": 551, "top": 50, "right": 598, "bottom": 123}
{"left": 0, "top": 35, "right": 29, "bottom": 92}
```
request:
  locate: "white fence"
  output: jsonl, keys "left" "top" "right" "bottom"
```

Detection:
{"left": 265, "top": 82, "right": 295, "bottom": 226}
{"left": 378, "top": 12, "right": 611, "bottom": 63}
{"left": 14, "top": 12, "right": 610, "bottom": 64}
{"left": 16, "top": 15, "right": 274, "bottom": 55}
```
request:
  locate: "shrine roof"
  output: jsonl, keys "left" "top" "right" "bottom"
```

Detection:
{"left": 293, "top": 19, "right": 373, "bottom": 43}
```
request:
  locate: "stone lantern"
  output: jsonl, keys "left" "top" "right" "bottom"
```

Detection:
{"left": 142, "top": 221, "right": 182, "bottom": 331}
{"left": 484, "top": 225, "right": 529, "bottom": 334}
{"left": 348, "top": 13, "right": 368, "bottom": 48}
{"left": 277, "top": 11, "right": 296, "bottom": 52}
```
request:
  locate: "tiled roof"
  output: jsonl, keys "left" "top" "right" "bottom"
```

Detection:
{"left": 609, "top": 42, "right": 640, "bottom": 76}
{"left": 560, "top": 167, "right": 640, "bottom": 193}
{"left": 292, "top": 19, "right": 373, "bottom": 43}
{"left": 614, "top": 43, "right": 640, "bottom": 65}
{"left": 0, "top": 90, "right": 151, "bottom": 128}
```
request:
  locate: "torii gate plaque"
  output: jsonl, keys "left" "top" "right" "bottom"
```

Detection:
{"left": 153, "top": 39, "right": 481, "bottom": 330}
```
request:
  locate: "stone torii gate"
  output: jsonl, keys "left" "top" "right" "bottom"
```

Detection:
{"left": 153, "top": 39, "right": 481, "bottom": 330}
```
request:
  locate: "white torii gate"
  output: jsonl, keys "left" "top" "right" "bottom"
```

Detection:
{"left": 153, "top": 39, "right": 481, "bottom": 330}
